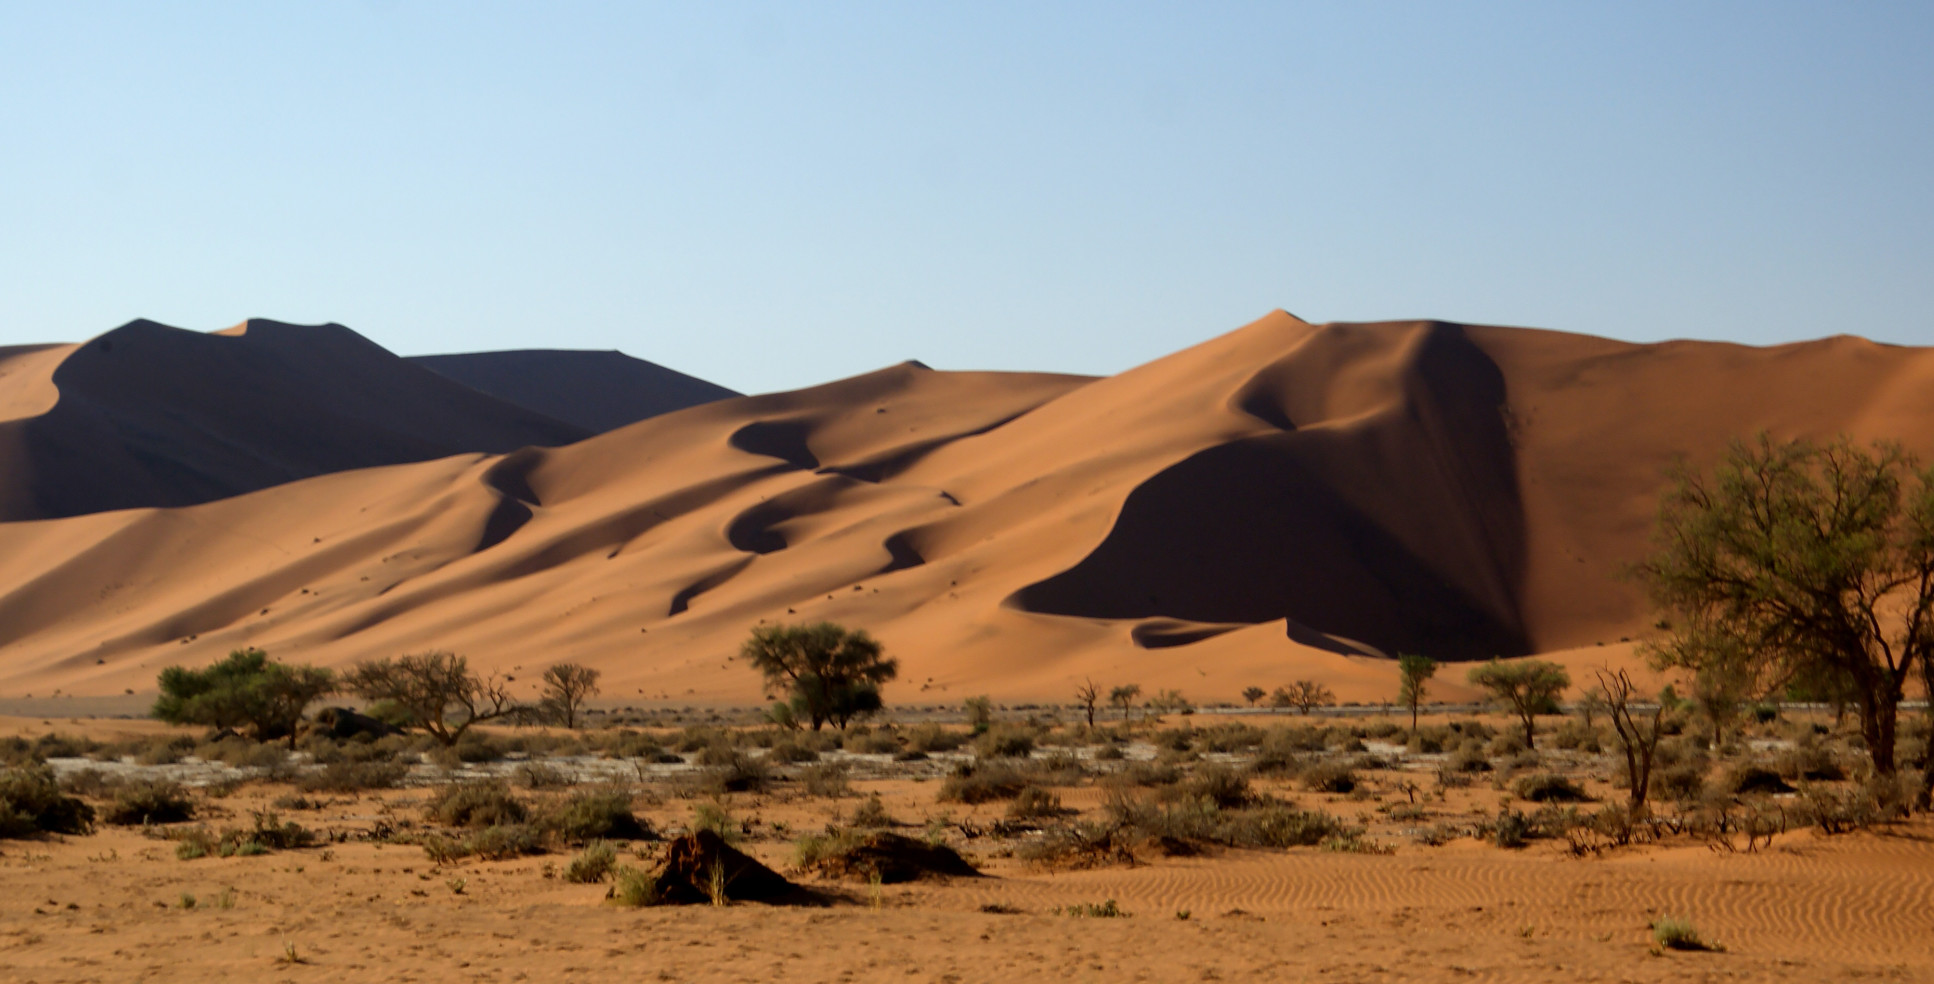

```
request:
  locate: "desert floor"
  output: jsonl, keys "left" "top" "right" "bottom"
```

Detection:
{"left": 3, "top": 713, "right": 1931, "bottom": 984}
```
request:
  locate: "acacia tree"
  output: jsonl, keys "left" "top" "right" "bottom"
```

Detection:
{"left": 1278, "top": 680, "right": 1334, "bottom": 715}
{"left": 1108, "top": 684, "right": 1141, "bottom": 721}
{"left": 1635, "top": 435, "right": 1934, "bottom": 776}
{"left": 344, "top": 651, "right": 520, "bottom": 746}
{"left": 1396, "top": 654, "right": 1438, "bottom": 733}
{"left": 1467, "top": 658, "right": 1570, "bottom": 747}
{"left": 741, "top": 622, "right": 898, "bottom": 731}
{"left": 1074, "top": 679, "right": 1101, "bottom": 728}
{"left": 1596, "top": 668, "right": 1665, "bottom": 811}
{"left": 1242, "top": 686, "right": 1267, "bottom": 707}
{"left": 154, "top": 648, "right": 335, "bottom": 747}
{"left": 539, "top": 662, "right": 602, "bottom": 730}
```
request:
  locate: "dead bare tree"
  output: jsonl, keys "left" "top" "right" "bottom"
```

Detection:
{"left": 1598, "top": 667, "right": 1666, "bottom": 812}
{"left": 1074, "top": 679, "right": 1101, "bottom": 728}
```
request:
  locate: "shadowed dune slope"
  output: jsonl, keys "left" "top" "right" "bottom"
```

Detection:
{"left": 409, "top": 349, "right": 740, "bottom": 433}
{"left": 1, "top": 311, "right": 1932, "bottom": 702}
{"left": 0, "top": 319, "right": 590, "bottom": 521}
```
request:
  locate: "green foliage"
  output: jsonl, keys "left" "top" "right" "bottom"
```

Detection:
{"left": 1652, "top": 916, "right": 1718, "bottom": 951}
{"left": 344, "top": 651, "right": 520, "bottom": 746}
{"left": 541, "top": 789, "right": 652, "bottom": 843}
{"left": 153, "top": 648, "right": 335, "bottom": 743}
{"left": 1396, "top": 654, "right": 1438, "bottom": 730}
{"left": 1466, "top": 659, "right": 1570, "bottom": 747}
{"left": 0, "top": 766, "right": 95, "bottom": 837}
{"left": 1636, "top": 435, "right": 1934, "bottom": 775}
{"left": 963, "top": 695, "right": 994, "bottom": 734}
{"left": 740, "top": 622, "right": 898, "bottom": 731}
{"left": 424, "top": 780, "right": 529, "bottom": 828}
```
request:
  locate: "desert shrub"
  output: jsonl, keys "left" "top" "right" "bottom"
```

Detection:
{"left": 1489, "top": 809, "right": 1530, "bottom": 848}
{"left": 0, "top": 766, "right": 95, "bottom": 836}
{"left": 1007, "top": 785, "right": 1065, "bottom": 820}
{"left": 794, "top": 827, "right": 866, "bottom": 868}
{"left": 845, "top": 730, "right": 903, "bottom": 755}
{"left": 542, "top": 789, "right": 652, "bottom": 843}
{"left": 564, "top": 840, "right": 618, "bottom": 883}
{"left": 430, "top": 731, "right": 510, "bottom": 766}
{"left": 1515, "top": 774, "right": 1590, "bottom": 803}
{"left": 1774, "top": 744, "right": 1846, "bottom": 782}
{"left": 464, "top": 824, "right": 542, "bottom": 860}
{"left": 938, "top": 761, "right": 1031, "bottom": 803}
{"left": 1485, "top": 732, "right": 1527, "bottom": 757}
{"left": 32, "top": 733, "right": 100, "bottom": 760}
{"left": 1411, "top": 822, "right": 1461, "bottom": 847}
{"left": 1723, "top": 765, "right": 1795, "bottom": 796}
{"left": 1652, "top": 916, "right": 1717, "bottom": 951}
{"left": 1114, "top": 761, "right": 1182, "bottom": 788}
{"left": 904, "top": 724, "right": 967, "bottom": 754}
{"left": 103, "top": 780, "right": 196, "bottom": 825}
{"left": 273, "top": 793, "right": 318, "bottom": 810}
{"left": 1328, "top": 733, "right": 1368, "bottom": 753}
{"left": 425, "top": 780, "right": 529, "bottom": 828}
{"left": 1170, "top": 764, "right": 1253, "bottom": 808}
{"left": 175, "top": 811, "right": 314, "bottom": 858}
{"left": 801, "top": 762, "right": 851, "bottom": 798}
{"left": 1797, "top": 777, "right": 1910, "bottom": 834}
{"left": 693, "top": 752, "right": 770, "bottom": 795}
{"left": 1448, "top": 719, "right": 1494, "bottom": 740}
{"left": 296, "top": 759, "right": 409, "bottom": 793}
{"left": 609, "top": 865, "right": 660, "bottom": 906}
{"left": 1300, "top": 760, "right": 1358, "bottom": 794}
{"left": 975, "top": 725, "right": 1036, "bottom": 759}
{"left": 1649, "top": 761, "right": 1709, "bottom": 802}
{"left": 195, "top": 736, "right": 290, "bottom": 769}
{"left": 1447, "top": 739, "right": 1492, "bottom": 773}
{"left": 1550, "top": 720, "right": 1602, "bottom": 753}
{"left": 1093, "top": 744, "right": 1126, "bottom": 762}
{"left": 516, "top": 762, "right": 573, "bottom": 789}
{"left": 850, "top": 793, "right": 895, "bottom": 828}
{"left": 1107, "top": 795, "right": 1354, "bottom": 850}
{"left": 1195, "top": 724, "right": 1266, "bottom": 753}
{"left": 767, "top": 739, "right": 820, "bottom": 763}
{"left": 134, "top": 735, "right": 197, "bottom": 766}
{"left": 695, "top": 741, "right": 742, "bottom": 767}
{"left": 1405, "top": 732, "right": 1445, "bottom": 755}
{"left": 598, "top": 730, "right": 668, "bottom": 760}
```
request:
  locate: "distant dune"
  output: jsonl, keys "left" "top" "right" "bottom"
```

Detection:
{"left": 0, "top": 319, "right": 589, "bottom": 521}
{"left": 409, "top": 349, "right": 740, "bottom": 433}
{"left": 2, "top": 311, "right": 1931, "bottom": 703}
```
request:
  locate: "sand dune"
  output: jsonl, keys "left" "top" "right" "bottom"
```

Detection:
{"left": 409, "top": 349, "right": 740, "bottom": 433}
{"left": 0, "top": 319, "right": 590, "bottom": 521}
{"left": 2, "top": 312, "right": 1932, "bottom": 703}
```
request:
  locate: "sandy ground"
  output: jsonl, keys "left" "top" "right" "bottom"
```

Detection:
{"left": 3, "top": 711, "right": 1931, "bottom": 983}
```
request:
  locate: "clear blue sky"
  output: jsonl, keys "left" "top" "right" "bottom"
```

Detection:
{"left": 3, "top": 2, "right": 1930, "bottom": 394}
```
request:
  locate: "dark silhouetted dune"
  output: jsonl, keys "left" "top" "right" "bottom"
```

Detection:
{"left": 0, "top": 319, "right": 589, "bottom": 521}
{"left": 409, "top": 349, "right": 739, "bottom": 433}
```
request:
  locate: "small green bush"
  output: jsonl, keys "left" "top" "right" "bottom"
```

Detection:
{"left": 564, "top": 840, "right": 618, "bottom": 883}
{"left": 1300, "top": 760, "right": 1358, "bottom": 794}
{"left": 1515, "top": 774, "right": 1591, "bottom": 803}
{"left": 974, "top": 726, "right": 1036, "bottom": 759}
{"left": 296, "top": 760, "right": 409, "bottom": 793}
{"left": 1652, "top": 916, "right": 1717, "bottom": 951}
{"left": 938, "top": 761, "right": 1031, "bottom": 803}
{"left": 543, "top": 789, "right": 652, "bottom": 843}
{"left": 608, "top": 865, "right": 660, "bottom": 906}
{"left": 1006, "top": 785, "right": 1064, "bottom": 820}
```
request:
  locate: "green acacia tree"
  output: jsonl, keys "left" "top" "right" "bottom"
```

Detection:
{"left": 153, "top": 648, "right": 335, "bottom": 746}
{"left": 1467, "top": 658, "right": 1570, "bottom": 748}
{"left": 1396, "top": 654, "right": 1438, "bottom": 734}
{"left": 740, "top": 622, "right": 898, "bottom": 731}
{"left": 1635, "top": 435, "right": 1934, "bottom": 777}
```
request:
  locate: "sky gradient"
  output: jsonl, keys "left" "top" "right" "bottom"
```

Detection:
{"left": 3, "top": 2, "right": 1930, "bottom": 394}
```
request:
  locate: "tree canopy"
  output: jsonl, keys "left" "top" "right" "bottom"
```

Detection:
{"left": 1396, "top": 654, "right": 1438, "bottom": 733}
{"left": 344, "top": 651, "right": 520, "bottom": 746}
{"left": 1635, "top": 435, "right": 1934, "bottom": 775}
{"left": 1466, "top": 658, "right": 1570, "bottom": 747}
{"left": 153, "top": 648, "right": 335, "bottom": 745}
{"left": 740, "top": 622, "right": 897, "bottom": 731}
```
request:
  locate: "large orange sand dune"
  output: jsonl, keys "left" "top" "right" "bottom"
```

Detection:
{"left": 2, "top": 312, "right": 1932, "bottom": 704}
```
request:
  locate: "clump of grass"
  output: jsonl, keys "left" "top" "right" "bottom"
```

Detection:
{"left": 425, "top": 780, "right": 529, "bottom": 828}
{"left": 1300, "top": 760, "right": 1358, "bottom": 794}
{"left": 937, "top": 761, "right": 1031, "bottom": 804}
{"left": 974, "top": 725, "right": 1036, "bottom": 759}
{"left": 1006, "top": 785, "right": 1065, "bottom": 820}
{"left": 564, "top": 840, "right": 618, "bottom": 883}
{"left": 1053, "top": 899, "right": 1127, "bottom": 918}
{"left": 801, "top": 762, "right": 851, "bottom": 798}
{"left": 422, "top": 823, "right": 542, "bottom": 863}
{"left": 1652, "top": 916, "right": 1719, "bottom": 951}
{"left": 102, "top": 780, "right": 196, "bottom": 826}
{"left": 850, "top": 793, "right": 895, "bottom": 828}
{"left": 608, "top": 865, "right": 661, "bottom": 906}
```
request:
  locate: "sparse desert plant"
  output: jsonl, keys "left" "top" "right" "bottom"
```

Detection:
{"left": 608, "top": 865, "right": 661, "bottom": 906}
{"left": 1074, "top": 679, "right": 1102, "bottom": 728}
{"left": 1467, "top": 659, "right": 1570, "bottom": 748}
{"left": 564, "top": 840, "right": 618, "bottom": 883}
{"left": 964, "top": 696, "right": 994, "bottom": 734}
{"left": 1514, "top": 773, "right": 1591, "bottom": 803}
{"left": 1054, "top": 899, "right": 1127, "bottom": 918}
{"left": 1275, "top": 680, "right": 1336, "bottom": 716}
{"left": 1108, "top": 684, "right": 1142, "bottom": 721}
{"left": 296, "top": 759, "right": 409, "bottom": 793}
{"left": 1006, "top": 785, "right": 1065, "bottom": 820}
{"left": 1170, "top": 763, "right": 1252, "bottom": 808}
{"left": 542, "top": 789, "right": 652, "bottom": 843}
{"left": 1652, "top": 916, "right": 1718, "bottom": 951}
{"left": 1300, "top": 760, "right": 1359, "bottom": 794}
{"left": 425, "top": 780, "right": 529, "bottom": 829}
{"left": 850, "top": 793, "right": 895, "bottom": 828}
{"left": 741, "top": 622, "right": 898, "bottom": 731}
{"left": 1242, "top": 686, "right": 1267, "bottom": 707}
{"left": 102, "top": 779, "right": 196, "bottom": 825}
{"left": 801, "top": 761, "right": 851, "bottom": 798}
{"left": 344, "top": 651, "right": 523, "bottom": 747}
{"left": 0, "top": 765, "right": 95, "bottom": 837}
{"left": 538, "top": 662, "right": 602, "bottom": 729}
{"left": 937, "top": 761, "right": 1032, "bottom": 804}
{"left": 153, "top": 648, "right": 336, "bottom": 746}
{"left": 975, "top": 725, "right": 1035, "bottom": 759}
